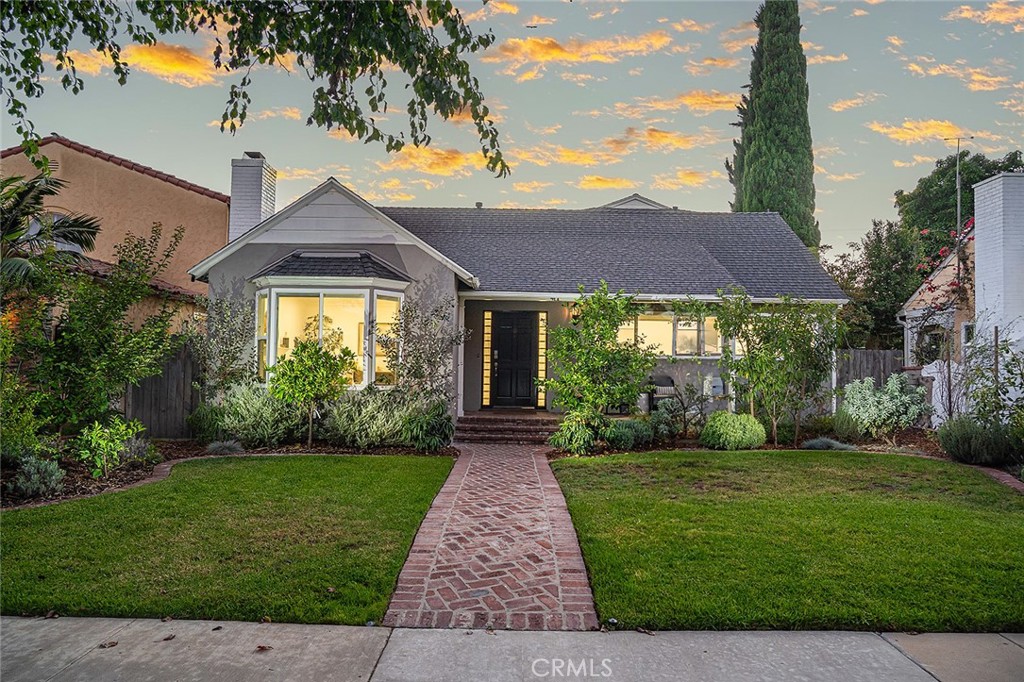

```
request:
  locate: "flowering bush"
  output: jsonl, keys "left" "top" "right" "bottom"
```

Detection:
{"left": 842, "top": 374, "right": 930, "bottom": 446}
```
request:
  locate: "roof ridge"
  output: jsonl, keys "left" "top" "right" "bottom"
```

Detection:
{"left": 1, "top": 134, "right": 230, "bottom": 204}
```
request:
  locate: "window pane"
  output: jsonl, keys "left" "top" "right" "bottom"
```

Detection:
{"left": 257, "top": 294, "right": 268, "bottom": 336}
{"left": 637, "top": 314, "right": 673, "bottom": 356}
{"left": 257, "top": 339, "right": 267, "bottom": 380}
{"left": 617, "top": 319, "right": 636, "bottom": 345}
{"left": 675, "top": 318, "right": 699, "bottom": 355}
{"left": 703, "top": 316, "right": 721, "bottom": 355}
{"left": 735, "top": 336, "right": 747, "bottom": 357}
{"left": 324, "top": 295, "right": 366, "bottom": 384}
{"left": 375, "top": 295, "right": 401, "bottom": 384}
{"left": 275, "top": 295, "right": 319, "bottom": 360}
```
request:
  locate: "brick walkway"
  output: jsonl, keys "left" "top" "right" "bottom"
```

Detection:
{"left": 382, "top": 443, "right": 599, "bottom": 631}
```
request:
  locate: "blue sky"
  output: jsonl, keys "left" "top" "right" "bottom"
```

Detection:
{"left": 2, "top": 0, "right": 1021, "bottom": 251}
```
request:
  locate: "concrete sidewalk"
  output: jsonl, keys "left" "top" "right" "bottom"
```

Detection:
{"left": 1, "top": 617, "right": 1021, "bottom": 682}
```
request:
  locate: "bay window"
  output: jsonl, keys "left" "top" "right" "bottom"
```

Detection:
{"left": 256, "top": 287, "right": 404, "bottom": 387}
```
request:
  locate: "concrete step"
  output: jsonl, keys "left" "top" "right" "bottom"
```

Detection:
{"left": 455, "top": 422, "right": 558, "bottom": 434}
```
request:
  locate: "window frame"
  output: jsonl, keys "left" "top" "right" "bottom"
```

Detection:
{"left": 620, "top": 309, "right": 737, "bottom": 359}
{"left": 372, "top": 290, "right": 405, "bottom": 386}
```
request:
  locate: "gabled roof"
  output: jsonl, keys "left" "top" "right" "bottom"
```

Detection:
{"left": 251, "top": 251, "right": 411, "bottom": 282}
{"left": 378, "top": 206, "right": 846, "bottom": 301}
{"left": 188, "top": 178, "right": 479, "bottom": 287}
{"left": 597, "top": 193, "right": 671, "bottom": 210}
{"left": 1, "top": 134, "right": 230, "bottom": 204}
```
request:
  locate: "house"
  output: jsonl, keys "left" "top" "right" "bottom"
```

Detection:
{"left": 189, "top": 153, "right": 846, "bottom": 415}
{"left": 1, "top": 134, "right": 231, "bottom": 323}
{"left": 898, "top": 172, "right": 1024, "bottom": 365}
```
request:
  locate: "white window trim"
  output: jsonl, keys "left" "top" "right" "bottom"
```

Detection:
{"left": 255, "top": 289, "right": 269, "bottom": 380}
{"left": 372, "top": 290, "right": 405, "bottom": 385}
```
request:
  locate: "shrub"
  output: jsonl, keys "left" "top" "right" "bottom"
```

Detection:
{"left": 75, "top": 417, "right": 145, "bottom": 478}
{"left": 122, "top": 435, "right": 160, "bottom": 465}
{"left": 804, "top": 414, "right": 835, "bottom": 438}
{"left": 221, "top": 383, "right": 298, "bottom": 448}
{"left": 323, "top": 386, "right": 411, "bottom": 449}
{"left": 650, "top": 398, "right": 684, "bottom": 441}
{"left": 401, "top": 399, "right": 455, "bottom": 452}
{"left": 187, "top": 402, "right": 226, "bottom": 444}
{"left": 938, "top": 416, "right": 1019, "bottom": 466}
{"left": 842, "top": 374, "right": 929, "bottom": 446}
{"left": 622, "top": 418, "right": 654, "bottom": 448}
{"left": 269, "top": 337, "right": 355, "bottom": 448}
{"left": 761, "top": 418, "right": 795, "bottom": 447}
{"left": 206, "top": 440, "right": 244, "bottom": 455}
{"left": 832, "top": 408, "right": 863, "bottom": 443}
{"left": 0, "top": 322, "right": 44, "bottom": 461}
{"left": 801, "top": 437, "right": 856, "bottom": 451}
{"left": 699, "top": 411, "right": 767, "bottom": 450}
{"left": 5, "top": 455, "right": 64, "bottom": 499}
{"left": 549, "top": 410, "right": 605, "bottom": 456}
{"left": 603, "top": 421, "right": 636, "bottom": 451}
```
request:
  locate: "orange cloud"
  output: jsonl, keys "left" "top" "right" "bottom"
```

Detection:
{"left": 613, "top": 90, "right": 740, "bottom": 117}
{"left": 829, "top": 92, "right": 882, "bottom": 112}
{"left": 672, "top": 19, "right": 714, "bottom": 32}
{"left": 542, "top": 198, "right": 567, "bottom": 206}
{"left": 561, "top": 72, "right": 607, "bottom": 86}
{"left": 807, "top": 53, "right": 848, "bottom": 65}
{"left": 446, "top": 103, "right": 505, "bottom": 125}
{"left": 603, "top": 126, "right": 724, "bottom": 154}
{"left": 514, "top": 143, "right": 623, "bottom": 167}
{"left": 378, "top": 146, "right": 486, "bottom": 177}
{"left": 276, "top": 164, "right": 351, "bottom": 181}
{"left": 904, "top": 57, "right": 1013, "bottom": 92}
{"left": 482, "top": 30, "right": 674, "bottom": 79}
{"left": 816, "top": 166, "right": 863, "bottom": 182}
{"left": 943, "top": 1, "right": 1024, "bottom": 30}
{"left": 575, "top": 175, "right": 639, "bottom": 190}
{"left": 513, "top": 181, "right": 554, "bottom": 193}
{"left": 886, "top": 35, "right": 904, "bottom": 49}
{"left": 999, "top": 94, "right": 1024, "bottom": 116}
{"left": 525, "top": 122, "right": 562, "bottom": 136}
{"left": 463, "top": 0, "right": 519, "bottom": 23}
{"left": 525, "top": 15, "right": 556, "bottom": 26}
{"left": 684, "top": 56, "right": 741, "bottom": 76}
{"left": 253, "top": 106, "right": 303, "bottom": 121}
{"left": 122, "top": 42, "right": 219, "bottom": 87}
{"left": 43, "top": 49, "right": 110, "bottom": 76}
{"left": 719, "top": 21, "right": 756, "bottom": 53}
{"left": 866, "top": 119, "right": 967, "bottom": 144}
{"left": 893, "top": 155, "right": 935, "bottom": 168}
{"left": 651, "top": 168, "right": 723, "bottom": 190}
{"left": 851, "top": 8, "right": 869, "bottom": 17}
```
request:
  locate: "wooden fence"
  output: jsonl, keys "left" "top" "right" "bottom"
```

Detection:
{"left": 837, "top": 349, "right": 904, "bottom": 392}
{"left": 124, "top": 347, "right": 197, "bottom": 439}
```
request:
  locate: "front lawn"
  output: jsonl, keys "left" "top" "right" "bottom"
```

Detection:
{"left": 1, "top": 455, "right": 452, "bottom": 625}
{"left": 552, "top": 450, "right": 1024, "bottom": 632}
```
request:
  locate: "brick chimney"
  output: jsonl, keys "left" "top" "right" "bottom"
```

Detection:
{"left": 229, "top": 151, "right": 276, "bottom": 242}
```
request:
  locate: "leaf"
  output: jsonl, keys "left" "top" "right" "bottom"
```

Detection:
{"left": 98, "top": 641, "right": 118, "bottom": 649}
{"left": 162, "top": 634, "right": 176, "bottom": 641}
{"left": 255, "top": 645, "right": 274, "bottom": 652}
{"left": 259, "top": 615, "right": 272, "bottom": 624}
{"left": 212, "top": 626, "right": 223, "bottom": 631}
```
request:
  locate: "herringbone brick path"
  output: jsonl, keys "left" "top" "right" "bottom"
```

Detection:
{"left": 382, "top": 443, "right": 599, "bottom": 631}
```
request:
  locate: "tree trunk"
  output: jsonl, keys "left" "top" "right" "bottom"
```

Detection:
{"left": 771, "top": 418, "right": 778, "bottom": 446}
{"left": 307, "top": 406, "right": 314, "bottom": 449}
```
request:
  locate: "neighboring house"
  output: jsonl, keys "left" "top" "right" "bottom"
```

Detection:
{"left": 190, "top": 153, "right": 846, "bottom": 415}
{"left": 1, "top": 134, "right": 231, "bottom": 323}
{"left": 898, "top": 172, "right": 1024, "bottom": 366}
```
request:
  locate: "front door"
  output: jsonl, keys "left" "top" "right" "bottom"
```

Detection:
{"left": 492, "top": 311, "right": 538, "bottom": 407}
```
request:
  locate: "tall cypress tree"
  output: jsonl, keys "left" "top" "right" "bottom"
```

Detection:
{"left": 728, "top": 0, "right": 819, "bottom": 247}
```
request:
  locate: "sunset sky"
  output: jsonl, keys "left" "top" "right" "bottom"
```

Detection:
{"left": 1, "top": 0, "right": 1021, "bottom": 251}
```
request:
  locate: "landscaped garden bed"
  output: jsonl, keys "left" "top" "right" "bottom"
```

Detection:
{"left": 1, "top": 455, "right": 452, "bottom": 625}
{"left": 553, "top": 449, "right": 1024, "bottom": 632}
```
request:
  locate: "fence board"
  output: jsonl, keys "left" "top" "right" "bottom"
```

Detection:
{"left": 837, "top": 349, "right": 903, "bottom": 393}
{"left": 125, "top": 347, "right": 197, "bottom": 439}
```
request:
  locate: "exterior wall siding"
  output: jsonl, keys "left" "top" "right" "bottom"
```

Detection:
{"left": 974, "top": 173, "right": 1024, "bottom": 344}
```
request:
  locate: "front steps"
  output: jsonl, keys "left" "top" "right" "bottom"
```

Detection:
{"left": 455, "top": 413, "right": 560, "bottom": 444}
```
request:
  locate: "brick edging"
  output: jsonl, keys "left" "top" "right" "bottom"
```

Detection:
{"left": 2, "top": 451, "right": 459, "bottom": 512}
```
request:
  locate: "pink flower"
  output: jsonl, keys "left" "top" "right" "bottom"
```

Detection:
{"left": 920, "top": 229, "right": 930, "bottom": 235}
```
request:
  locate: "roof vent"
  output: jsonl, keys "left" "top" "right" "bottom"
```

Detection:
{"left": 475, "top": 201, "right": 483, "bottom": 209}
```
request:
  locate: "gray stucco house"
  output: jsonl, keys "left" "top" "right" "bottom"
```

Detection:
{"left": 189, "top": 153, "right": 846, "bottom": 415}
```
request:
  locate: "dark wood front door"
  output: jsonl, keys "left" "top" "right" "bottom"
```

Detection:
{"left": 492, "top": 311, "right": 538, "bottom": 407}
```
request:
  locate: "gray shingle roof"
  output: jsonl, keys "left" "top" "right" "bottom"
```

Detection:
{"left": 253, "top": 251, "right": 411, "bottom": 282}
{"left": 378, "top": 207, "right": 845, "bottom": 300}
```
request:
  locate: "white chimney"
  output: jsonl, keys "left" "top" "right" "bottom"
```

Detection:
{"left": 973, "top": 172, "right": 1024, "bottom": 344}
{"left": 229, "top": 151, "right": 277, "bottom": 242}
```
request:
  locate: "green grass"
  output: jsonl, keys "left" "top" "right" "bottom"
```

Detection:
{"left": 552, "top": 450, "right": 1024, "bottom": 632}
{"left": 1, "top": 455, "right": 452, "bottom": 625}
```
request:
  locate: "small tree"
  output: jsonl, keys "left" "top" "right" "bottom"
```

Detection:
{"left": 11, "top": 224, "right": 185, "bottom": 433}
{"left": 375, "top": 296, "right": 468, "bottom": 403}
{"left": 542, "top": 282, "right": 658, "bottom": 452}
{"left": 182, "top": 294, "right": 256, "bottom": 403}
{"left": 269, "top": 333, "right": 355, "bottom": 448}
{"left": 686, "top": 289, "right": 842, "bottom": 445}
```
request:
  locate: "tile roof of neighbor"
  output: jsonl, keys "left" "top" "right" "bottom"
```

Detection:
{"left": 0, "top": 135, "right": 230, "bottom": 204}
{"left": 80, "top": 257, "right": 196, "bottom": 300}
{"left": 252, "top": 251, "right": 412, "bottom": 282}
{"left": 378, "top": 206, "right": 846, "bottom": 300}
